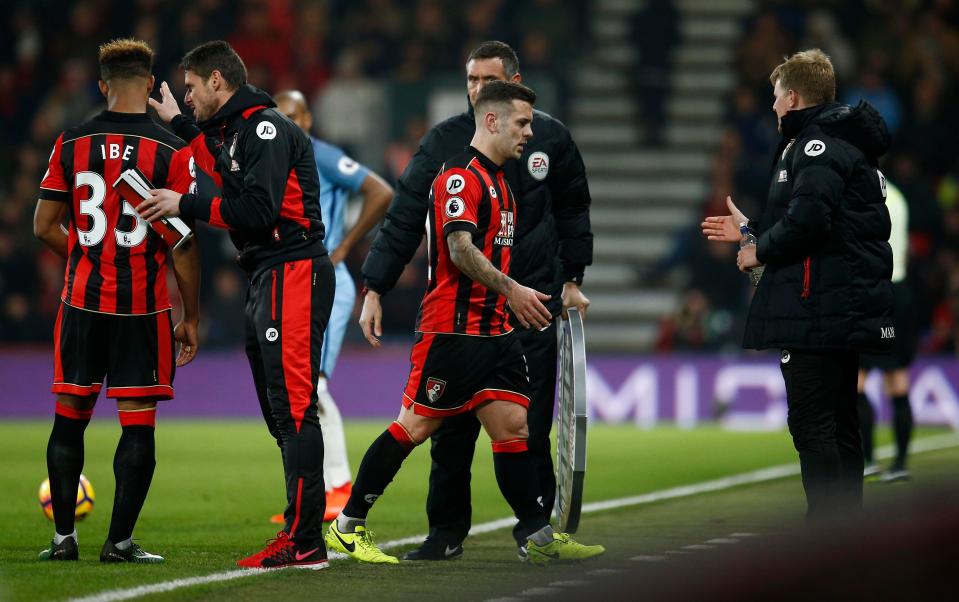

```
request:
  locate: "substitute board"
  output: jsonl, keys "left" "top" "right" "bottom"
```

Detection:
{"left": 555, "top": 307, "right": 587, "bottom": 533}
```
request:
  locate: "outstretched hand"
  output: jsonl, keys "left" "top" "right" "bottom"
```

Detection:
{"left": 701, "top": 196, "right": 747, "bottom": 243}
{"left": 148, "top": 81, "right": 182, "bottom": 124}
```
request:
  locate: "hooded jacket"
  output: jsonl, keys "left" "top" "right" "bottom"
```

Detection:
{"left": 360, "top": 99, "right": 592, "bottom": 317}
{"left": 743, "top": 101, "right": 895, "bottom": 351}
{"left": 173, "top": 84, "right": 327, "bottom": 278}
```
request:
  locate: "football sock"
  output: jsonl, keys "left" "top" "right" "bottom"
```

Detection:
{"left": 891, "top": 394, "right": 913, "bottom": 470}
{"left": 114, "top": 538, "right": 133, "bottom": 550}
{"left": 47, "top": 403, "right": 93, "bottom": 537}
{"left": 317, "top": 378, "right": 352, "bottom": 489}
{"left": 491, "top": 440, "right": 549, "bottom": 533}
{"left": 107, "top": 409, "right": 156, "bottom": 544}
{"left": 342, "top": 423, "right": 415, "bottom": 520}
{"left": 527, "top": 525, "right": 555, "bottom": 547}
{"left": 336, "top": 514, "right": 365, "bottom": 533}
{"left": 856, "top": 393, "right": 875, "bottom": 463}
{"left": 54, "top": 529, "right": 77, "bottom": 544}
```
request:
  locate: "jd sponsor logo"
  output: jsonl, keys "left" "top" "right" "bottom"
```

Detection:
{"left": 804, "top": 140, "right": 826, "bottom": 156}
{"left": 265, "top": 327, "right": 279, "bottom": 342}
{"left": 256, "top": 121, "right": 277, "bottom": 140}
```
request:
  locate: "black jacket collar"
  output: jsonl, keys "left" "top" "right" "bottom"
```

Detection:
{"left": 780, "top": 103, "right": 832, "bottom": 140}
{"left": 199, "top": 84, "right": 276, "bottom": 129}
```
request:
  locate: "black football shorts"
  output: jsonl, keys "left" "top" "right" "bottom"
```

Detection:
{"left": 402, "top": 331, "right": 531, "bottom": 417}
{"left": 52, "top": 302, "right": 175, "bottom": 399}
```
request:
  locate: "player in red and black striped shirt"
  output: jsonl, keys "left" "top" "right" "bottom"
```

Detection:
{"left": 33, "top": 39, "right": 200, "bottom": 564}
{"left": 327, "top": 82, "right": 604, "bottom": 565}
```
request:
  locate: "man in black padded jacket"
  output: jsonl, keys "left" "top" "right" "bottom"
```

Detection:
{"left": 703, "top": 49, "right": 894, "bottom": 521}
{"left": 359, "top": 41, "right": 593, "bottom": 560}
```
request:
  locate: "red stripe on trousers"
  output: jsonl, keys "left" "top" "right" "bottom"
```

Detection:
{"left": 402, "top": 333, "right": 435, "bottom": 402}
{"left": 491, "top": 438, "right": 528, "bottom": 453}
{"left": 279, "top": 169, "right": 311, "bottom": 231}
{"left": 133, "top": 139, "right": 157, "bottom": 314}
{"left": 281, "top": 260, "right": 314, "bottom": 432}
{"left": 55, "top": 401, "right": 94, "bottom": 420}
{"left": 52, "top": 304, "right": 64, "bottom": 384}
{"left": 271, "top": 269, "right": 277, "bottom": 321}
{"left": 288, "top": 477, "right": 304, "bottom": 536}
{"left": 208, "top": 197, "right": 228, "bottom": 229}
{"left": 118, "top": 408, "right": 156, "bottom": 427}
{"left": 156, "top": 311, "right": 172, "bottom": 387}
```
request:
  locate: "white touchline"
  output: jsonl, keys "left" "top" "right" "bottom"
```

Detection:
{"left": 65, "top": 433, "right": 959, "bottom": 602}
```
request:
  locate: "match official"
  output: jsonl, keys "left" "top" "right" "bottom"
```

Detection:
{"left": 359, "top": 41, "right": 593, "bottom": 560}
{"left": 702, "top": 49, "right": 894, "bottom": 519}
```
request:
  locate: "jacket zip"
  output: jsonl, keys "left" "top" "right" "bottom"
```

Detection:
{"left": 801, "top": 257, "right": 812, "bottom": 299}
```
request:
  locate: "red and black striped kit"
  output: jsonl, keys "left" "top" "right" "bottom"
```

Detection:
{"left": 40, "top": 111, "right": 194, "bottom": 315}
{"left": 418, "top": 147, "right": 517, "bottom": 336}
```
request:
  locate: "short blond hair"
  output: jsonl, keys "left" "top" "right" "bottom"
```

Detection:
{"left": 769, "top": 49, "right": 836, "bottom": 105}
{"left": 98, "top": 38, "right": 154, "bottom": 81}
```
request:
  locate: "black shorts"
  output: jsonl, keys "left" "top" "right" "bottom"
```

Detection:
{"left": 861, "top": 282, "right": 918, "bottom": 371}
{"left": 402, "top": 332, "right": 531, "bottom": 417}
{"left": 52, "top": 302, "right": 175, "bottom": 399}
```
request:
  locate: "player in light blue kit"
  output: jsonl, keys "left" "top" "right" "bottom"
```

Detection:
{"left": 272, "top": 90, "right": 393, "bottom": 522}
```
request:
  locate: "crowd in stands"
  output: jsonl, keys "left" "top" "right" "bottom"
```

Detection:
{"left": 0, "top": 0, "right": 584, "bottom": 345}
{"left": 658, "top": 0, "right": 959, "bottom": 356}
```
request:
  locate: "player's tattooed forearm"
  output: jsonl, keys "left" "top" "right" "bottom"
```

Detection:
{"left": 447, "top": 230, "right": 513, "bottom": 296}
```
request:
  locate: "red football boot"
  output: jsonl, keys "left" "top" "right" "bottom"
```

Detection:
{"left": 236, "top": 532, "right": 328, "bottom": 570}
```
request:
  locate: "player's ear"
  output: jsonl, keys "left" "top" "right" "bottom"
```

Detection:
{"left": 146, "top": 75, "right": 155, "bottom": 95}
{"left": 209, "top": 70, "right": 221, "bottom": 92}
{"left": 486, "top": 111, "right": 498, "bottom": 133}
{"left": 98, "top": 80, "right": 109, "bottom": 99}
{"left": 511, "top": 72, "right": 522, "bottom": 84}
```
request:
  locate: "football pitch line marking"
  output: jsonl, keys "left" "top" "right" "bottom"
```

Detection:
{"left": 66, "top": 432, "right": 959, "bottom": 602}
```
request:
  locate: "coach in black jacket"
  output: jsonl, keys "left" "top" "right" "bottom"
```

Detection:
{"left": 144, "top": 42, "right": 335, "bottom": 567}
{"left": 360, "top": 41, "right": 592, "bottom": 558}
{"left": 704, "top": 49, "right": 893, "bottom": 519}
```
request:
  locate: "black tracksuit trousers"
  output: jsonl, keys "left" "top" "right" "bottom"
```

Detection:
{"left": 779, "top": 348, "right": 863, "bottom": 520}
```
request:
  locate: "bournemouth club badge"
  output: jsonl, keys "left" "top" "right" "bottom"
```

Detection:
{"left": 426, "top": 377, "right": 447, "bottom": 403}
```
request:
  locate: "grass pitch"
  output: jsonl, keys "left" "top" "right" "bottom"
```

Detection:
{"left": 0, "top": 420, "right": 953, "bottom": 601}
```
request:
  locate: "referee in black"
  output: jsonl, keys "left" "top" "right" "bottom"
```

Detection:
{"left": 703, "top": 49, "right": 894, "bottom": 520}
{"left": 360, "top": 41, "right": 593, "bottom": 559}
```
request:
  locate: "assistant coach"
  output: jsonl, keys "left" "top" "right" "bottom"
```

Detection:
{"left": 703, "top": 49, "right": 894, "bottom": 520}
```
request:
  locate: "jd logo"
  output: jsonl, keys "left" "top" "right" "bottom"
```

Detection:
{"left": 256, "top": 121, "right": 277, "bottom": 140}
{"left": 265, "top": 327, "right": 279, "bottom": 342}
{"left": 804, "top": 140, "right": 826, "bottom": 156}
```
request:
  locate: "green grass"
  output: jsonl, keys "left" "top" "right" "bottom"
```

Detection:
{"left": 0, "top": 421, "right": 953, "bottom": 602}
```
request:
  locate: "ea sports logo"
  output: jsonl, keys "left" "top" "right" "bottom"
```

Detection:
{"left": 803, "top": 140, "right": 825, "bottom": 157}
{"left": 445, "top": 197, "right": 465, "bottom": 218}
{"left": 528, "top": 151, "right": 549, "bottom": 180}
{"left": 256, "top": 121, "right": 277, "bottom": 140}
{"left": 265, "top": 327, "right": 279, "bottom": 342}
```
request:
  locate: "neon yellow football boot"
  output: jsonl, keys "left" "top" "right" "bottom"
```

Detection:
{"left": 326, "top": 522, "right": 399, "bottom": 565}
{"left": 526, "top": 532, "right": 605, "bottom": 565}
